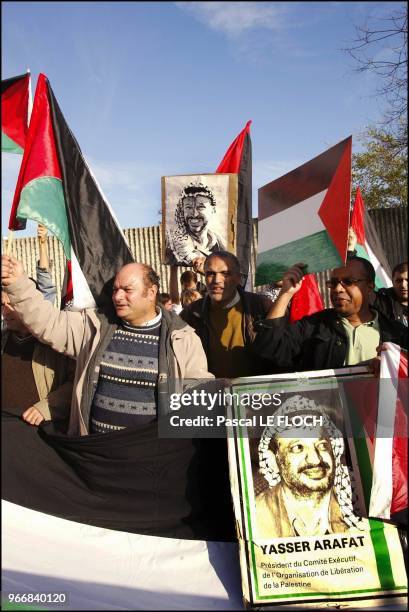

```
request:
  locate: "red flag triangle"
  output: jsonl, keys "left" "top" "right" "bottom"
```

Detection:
{"left": 216, "top": 120, "right": 252, "bottom": 173}
{"left": 289, "top": 273, "right": 324, "bottom": 322}
{"left": 350, "top": 186, "right": 366, "bottom": 245}
{"left": 318, "top": 136, "right": 352, "bottom": 263}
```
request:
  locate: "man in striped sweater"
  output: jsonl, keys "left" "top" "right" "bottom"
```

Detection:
{"left": 2, "top": 257, "right": 213, "bottom": 435}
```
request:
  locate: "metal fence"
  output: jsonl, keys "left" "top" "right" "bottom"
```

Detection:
{"left": 369, "top": 207, "right": 408, "bottom": 270}
{"left": 2, "top": 226, "right": 192, "bottom": 302}
{"left": 2, "top": 207, "right": 407, "bottom": 308}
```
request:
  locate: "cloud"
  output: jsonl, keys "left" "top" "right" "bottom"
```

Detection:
{"left": 86, "top": 158, "right": 165, "bottom": 229}
{"left": 175, "top": 2, "right": 323, "bottom": 62}
{"left": 176, "top": 1, "right": 287, "bottom": 37}
{"left": 254, "top": 158, "right": 302, "bottom": 186}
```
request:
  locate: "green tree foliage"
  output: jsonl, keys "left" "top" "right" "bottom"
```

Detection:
{"left": 352, "top": 125, "right": 407, "bottom": 209}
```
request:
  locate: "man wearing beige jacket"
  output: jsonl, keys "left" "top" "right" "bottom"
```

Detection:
{"left": 2, "top": 255, "right": 213, "bottom": 436}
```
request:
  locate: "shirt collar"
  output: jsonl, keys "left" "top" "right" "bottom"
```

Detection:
{"left": 223, "top": 290, "right": 241, "bottom": 309}
{"left": 121, "top": 308, "right": 162, "bottom": 328}
{"left": 338, "top": 309, "right": 379, "bottom": 329}
{"left": 281, "top": 485, "right": 331, "bottom": 536}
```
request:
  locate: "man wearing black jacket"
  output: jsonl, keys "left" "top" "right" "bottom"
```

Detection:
{"left": 180, "top": 251, "right": 273, "bottom": 538}
{"left": 374, "top": 261, "right": 408, "bottom": 327}
{"left": 180, "top": 251, "right": 273, "bottom": 378}
{"left": 252, "top": 256, "right": 407, "bottom": 373}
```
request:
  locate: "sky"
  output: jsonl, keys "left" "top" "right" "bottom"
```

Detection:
{"left": 2, "top": 1, "right": 403, "bottom": 237}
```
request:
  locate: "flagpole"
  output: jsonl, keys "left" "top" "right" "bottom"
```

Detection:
{"left": 27, "top": 68, "right": 32, "bottom": 123}
{"left": 6, "top": 230, "right": 14, "bottom": 256}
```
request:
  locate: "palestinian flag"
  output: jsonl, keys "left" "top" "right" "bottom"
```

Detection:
{"left": 351, "top": 187, "right": 392, "bottom": 289}
{"left": 369, "top": 343, "right": 408, "bottom": 520}
{"left": 289, "top": 273, "right": 324, "bottom": 322}
{"left": 2, "top": 411, "right": 239, "bottom": 608}
{"left": 60, "top": 260, "right": 74, "bottom": 310}
{"left": 8, "top": 73, "right": 133, "bottom": 309}
{"left": 1, "top": 72, "right": 30, "bottom": 154}
{"left": 256, "top": 136, "right": 352, "bottom": 284}
{"left": 216, "top": 121, "right": 252, "bottom": 281}
{"left": 345, "top": 345, "right": 407, "bottom": 523}
{"left": 2, "top": 371, "right": 406, "bottom": 608}
{"left": 3, "top": 500, "right": 240, "bottom": 610}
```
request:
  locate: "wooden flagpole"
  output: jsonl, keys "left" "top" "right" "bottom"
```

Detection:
{"left": 6, "top": 230, "right": 14, "bottom": 256}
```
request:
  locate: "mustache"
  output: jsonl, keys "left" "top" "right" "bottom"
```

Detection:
{"left": 298, "top": 461, "right": 330, "bottom": 473}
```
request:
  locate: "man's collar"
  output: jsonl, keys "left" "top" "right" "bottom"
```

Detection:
{"left": 338, "top": 308, "right": 379, "bottom": 328}
{"left": 281, "top": 485, "right": 331, "bottom": 536}
{"left": 121, "top": 308, "right": 162, "bottom": 328}
{"left": 222, "top": 290, "right": 241, "bottom": 309}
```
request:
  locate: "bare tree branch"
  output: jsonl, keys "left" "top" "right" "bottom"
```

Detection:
{"left": 343, "top": 5, "right": 407, "bottom": 149}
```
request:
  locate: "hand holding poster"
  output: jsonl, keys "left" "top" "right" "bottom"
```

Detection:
{"left": 256, "top": 137, "right": 351, "bottom": 284}
{"left": 162, "top": 173, "right": 238, "bottom": 266}
{"left": 227, "top": 371, "right": 407, "bottom": 607}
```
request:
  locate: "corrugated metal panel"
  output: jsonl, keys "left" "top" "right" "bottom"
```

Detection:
{"left": 368, "top": 208, "right": 408, "bottom": 270}
{"left": 3, "top": 208, "right": 407, "bottom": 306}
{"left": 316, "top": 269, "right": 331, "bottom": 308}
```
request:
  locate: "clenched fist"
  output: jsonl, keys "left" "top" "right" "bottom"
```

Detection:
{"left": 1, "top": 255, "right": 25, "bottom": 287}
{"left": 192, "top": 256, "right": 205, "bottom": 275}
{"left": 37, "top": 224, "right": 48, "bottom": 244}
{"left": 22, "top": 406, "right": 45, "bottom": 426}
{"left": 279, "top": 262, "right": 307, "bottom": 298}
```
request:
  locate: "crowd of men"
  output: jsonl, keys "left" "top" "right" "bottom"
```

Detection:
{"left": 1, "top": 240, "right": 407, "bottom": 429}
{"left": 1, "top": 236, "right": 408, "bottom": 535}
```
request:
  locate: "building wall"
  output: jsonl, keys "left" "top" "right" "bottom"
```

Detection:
{"left": 3, "top": 207, "right": 407, "bottom": 308}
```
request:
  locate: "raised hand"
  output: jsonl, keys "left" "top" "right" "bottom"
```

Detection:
{"left": 192, "top": 256, "right": 205, "bottom": 276}
{"left": 279, "top": 262, "right": 306, "bottom": 297}
{"left": 37, "top": 224, "right": 48, "bottom": 244}
{"left": 265, "top": 263, "right": 306, "bottom": 319}
{"left": 1, "top": 255, "right": 25, "bottom": 287}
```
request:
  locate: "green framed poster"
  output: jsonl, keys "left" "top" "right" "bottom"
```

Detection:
{"left": 227, "top": 369, "right": 407, "bottom": 607}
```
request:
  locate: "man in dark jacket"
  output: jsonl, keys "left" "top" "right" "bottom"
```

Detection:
{"left": 373, "top": 261, "right": 408, "bottom": 327}
{"left": 252, "top": 256, "right": 407, "bottom": 373}
{"left": 180, "top": 251, "right": 273, "bottom": 378}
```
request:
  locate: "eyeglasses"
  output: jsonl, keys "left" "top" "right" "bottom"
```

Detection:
{"left": 325, "top": 277, "right": 368, "bottom": 289}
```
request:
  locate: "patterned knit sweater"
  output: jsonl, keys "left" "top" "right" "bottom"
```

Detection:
{"left": 90, "top": 313, "right": 161, "bottom": 434}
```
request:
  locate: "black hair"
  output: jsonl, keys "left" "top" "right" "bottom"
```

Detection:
{"left": 345, "top": 256, "right": 375, "bottom": 283}
{"left": 158, "top": 292, "right": 171, "bottom": 305}
{"left": 204, "top": 251, "right": 241, "bottom": 274}
{"left": 180, "top": 270, "right": 198, "bottom": 284}
{"left": 392, "top": 261, "right": 408, "bottom": 277}
{"left": 141, "top": 265, "right": 160, "bottom": 291}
